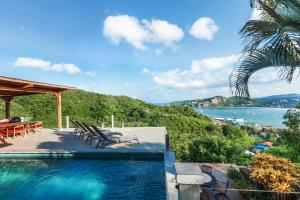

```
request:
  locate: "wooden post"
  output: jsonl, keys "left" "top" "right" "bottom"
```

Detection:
{"left": 1, "top": 96, "right": 14, "bottom": 119}
{"left": 55, "top": 91, "right": 62, "bottom": 129}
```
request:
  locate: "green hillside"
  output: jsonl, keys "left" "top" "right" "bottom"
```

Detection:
{"left": 1, "top": 89, "right": 256, "bottom": 165}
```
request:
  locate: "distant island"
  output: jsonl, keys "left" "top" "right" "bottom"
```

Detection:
{"left": 168, "top": 93, "right": 300, "bottom": 108}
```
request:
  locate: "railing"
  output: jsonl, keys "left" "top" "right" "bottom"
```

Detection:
{"left": 64, "top": 115, "right": 151, "bottom": 128}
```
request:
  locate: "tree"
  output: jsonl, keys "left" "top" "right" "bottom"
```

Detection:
{"left": 282, "top": 107, "right": 300, "bottom": 152}
{"left": 230, "top": 0, "right": 300, "bottom": 98}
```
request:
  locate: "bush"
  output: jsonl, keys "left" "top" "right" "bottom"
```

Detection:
{"left": 266, "top": 146, "right": 300, "bottom": 163}
{"left": 250, "top": 153, "right": 300, "bottom": 198}
{"left": 227, "top": 168, "right": 263, "bottom": 200}
{"left": 282, "top": 109, "right": 300, "bottom": 152}
{"left": 173, "top": 129, "right": 255, "bottom": 165}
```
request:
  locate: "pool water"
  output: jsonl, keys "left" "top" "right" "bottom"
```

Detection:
{"left": 0, "top": 159, "right": 166, "bottom": 200}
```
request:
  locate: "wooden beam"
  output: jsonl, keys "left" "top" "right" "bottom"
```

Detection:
{"left": 0, "top": 86, "right": 55, "bottom": 94}
{"left": 55, "top": 91, "right": 62, "bottom": 129}
{"left": 1, "top": 96, "right": 14, "bottom": 119}
{"left": 0, "top": 76, "right": 74, "bottom": 90}
{"left": 21, "top": 84, "right": 34, "bottom": 88}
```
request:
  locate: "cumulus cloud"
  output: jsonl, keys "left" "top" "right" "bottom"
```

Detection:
{"left": 189, "top": 17, "right": 218, "bottom": 41}
{"left": 14, "top": 57, "right": 51, "bottom": 70}
{"left": 103, "top": 15, "right": 184, "bottom": 50}
{"left": 103, "top": 15, "right": 148, "bottom": 50}
{"left": 51, "top": 63, "right": 81, "bottom": 74}
{"left": 190, "top": 54, "right": 240, "bottom": 74}
{"left": 152, "top": 69, "right": 207, "bottom": 89}
{"left": 141, "top": 53, "right": 295, "bottom": 102}
{"left": 142, "top": 19, "right": 184, "bottom": 47}
{"left": 13, "top": 57, "right": 82, "bottom": 74}
{"left": 142, "top": 54, "right": 240, "bottom": 89}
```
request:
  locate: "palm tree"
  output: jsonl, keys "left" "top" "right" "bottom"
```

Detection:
{"left": 230, "top": 0, "right": 300, "bottom": 98}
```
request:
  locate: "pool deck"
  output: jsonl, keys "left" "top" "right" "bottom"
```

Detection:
{"left": 0, "top": 127, "right": 166, "bottom": 153}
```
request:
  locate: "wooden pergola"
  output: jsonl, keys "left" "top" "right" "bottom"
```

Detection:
{"left": 0, "top": 76, "right": 74, "bottom": 129}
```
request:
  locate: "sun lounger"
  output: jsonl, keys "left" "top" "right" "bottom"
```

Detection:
{"left": 91, "top": 125, "right": 139, "bottom": 148}
{"left": 70, "top": 119, "right": 81, "bottom": 135}
{"left": 81, "top": 122, "right": 103, "bottom": 144}
{"left": 75, "top": 121, "right": 90, "bottom": 139}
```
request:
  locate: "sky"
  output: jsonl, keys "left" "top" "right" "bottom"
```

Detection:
{"left": 0, "top": 0, "right": 299, "bottom": 103}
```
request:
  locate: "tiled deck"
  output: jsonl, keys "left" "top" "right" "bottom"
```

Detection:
{"left": 0, "top": 127, "right": 167, "bottom": 153}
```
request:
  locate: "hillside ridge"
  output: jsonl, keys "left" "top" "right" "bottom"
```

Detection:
{"left": 168, "top": 93, "right": 300, "bottom": 108}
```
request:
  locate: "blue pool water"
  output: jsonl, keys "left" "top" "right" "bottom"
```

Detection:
{"left": 197, "top": 107, "right": 289, "bottom": 128}
{"left": 0, "top": 159, "right": 166, "bottom": 200}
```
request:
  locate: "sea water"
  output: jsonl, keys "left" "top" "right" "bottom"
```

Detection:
{"left": 197, "top": 107, "right": 289, "bottom": 128}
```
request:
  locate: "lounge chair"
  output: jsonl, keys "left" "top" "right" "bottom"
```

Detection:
{"left": 91, "top": 125, "right": 139, "bottom": 149}
{"left": 81, "top": 122, "right": 102, "bottom": 144}
{"left": 70, "top": 119, "right": 81, "bottom": 135}
{"left": 75, "top": 121, "right": 90, "bottom": 139}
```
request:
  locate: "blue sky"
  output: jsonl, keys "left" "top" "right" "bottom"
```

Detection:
{"left": 1, "top": 0, "right": 299, "bottom": 103}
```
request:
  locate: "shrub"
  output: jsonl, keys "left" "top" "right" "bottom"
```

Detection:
{"left": 250, "top": 153, "right": 300, "bottom": 199}
{"left": 227, "top": 168, "right": 263, "bottom": 200}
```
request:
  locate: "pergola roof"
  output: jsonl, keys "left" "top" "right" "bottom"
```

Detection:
{"left": 0, "top": 76, "right": 74, "bottom": 97}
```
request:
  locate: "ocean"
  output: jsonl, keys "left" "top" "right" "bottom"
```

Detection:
{"left": 196, "top": 107, "right": 289, "bottom": 128}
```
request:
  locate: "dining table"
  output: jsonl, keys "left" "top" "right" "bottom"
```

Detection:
{"left": 0, "top": 122, "right": 30, "bottom": 138}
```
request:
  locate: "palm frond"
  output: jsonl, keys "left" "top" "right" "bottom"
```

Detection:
{"left": 230, "top": 0, "right": 300, "bottom": 98}
{"left": 240, "top": 20, "right": 279, "bottom": 52}
{"left": 230, "top": 48, "right": 299, "bottom": 98}
{"left": 230, "top": 49, "right": 272, "bottom": 98}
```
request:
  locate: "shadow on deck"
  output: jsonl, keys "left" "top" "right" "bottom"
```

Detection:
{"left": 0, "top": 128, "right": 166, "bottom": 153}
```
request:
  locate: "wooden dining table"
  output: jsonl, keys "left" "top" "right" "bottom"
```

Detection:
{"left": 0, "top": 122, "right": 29, "bottom": 138}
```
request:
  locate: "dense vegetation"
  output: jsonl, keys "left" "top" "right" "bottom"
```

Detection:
{"left": 1, "top": 89, "right": 256, "bottom": 165}
{"left": 266, "top": 105, "right": 300, "bottom": 166}
{"left": 227, "top": 105, "right": 300, "bottom": 199}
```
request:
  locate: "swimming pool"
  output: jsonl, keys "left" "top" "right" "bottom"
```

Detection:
{"left": 0, "top": 158, "right": 166, "bottom": 200}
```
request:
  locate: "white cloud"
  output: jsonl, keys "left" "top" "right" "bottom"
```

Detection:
{"left": 103, "top": 15, "right": 184, "bottom": 50}
{"left": 191, "top": 54, "right": 240, "bottom": 74}
{"left": 13, "top": 57, "right": 81, "bottom": 74}
{"left": 14, "top": 57, "right": 51, "bottom": 70}
{"left": 152, "top": 69, "right": 207, "bottom": 89}
{"left": 103, "top": 15, "right": 148, "bottom": 50}
{"left": 143, "top": 19, "right": 184, "bottom": 47}
{"left": 51, "top": 63, "right": 81, "bottom": 74}
{"left": 142, "top": 54, "right": 240, "bottom": 89}
{"left": 189, "top": 17, "right": 218, "bottom": 41}
{"left": 141, "top": 54, "right": 300, "bottom": 102}
{"left": 251, "top": 8, "right": 262, "bottom": 20}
